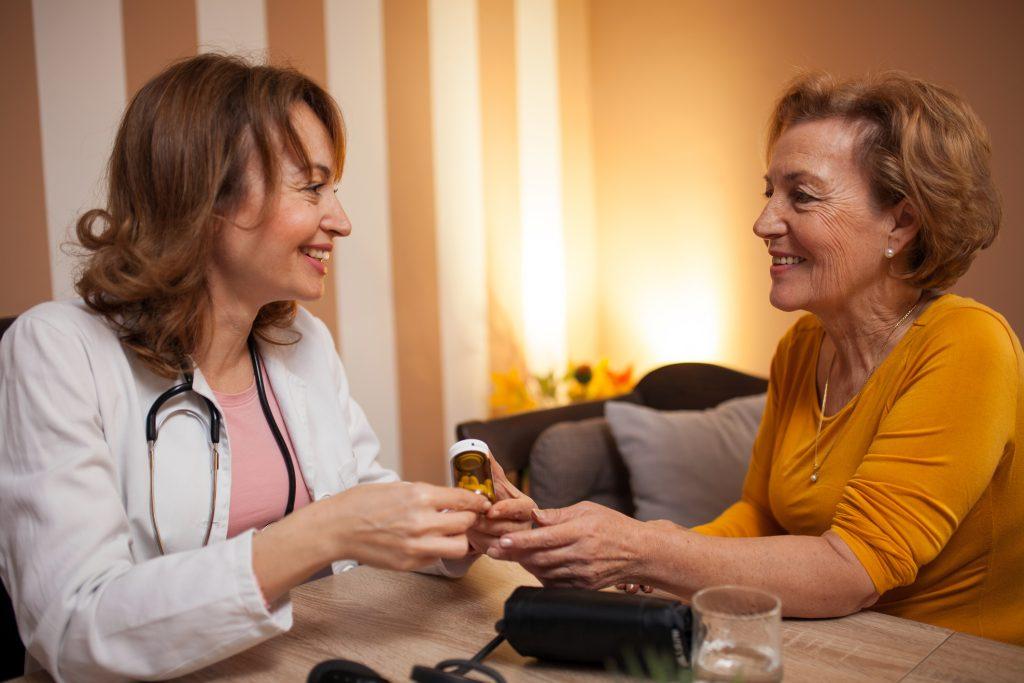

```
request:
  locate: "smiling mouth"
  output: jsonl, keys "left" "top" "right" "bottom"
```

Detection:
{"left": 772, "top": 256, "right": 806, "bottom": 266}
{"left": 300, "top": 246, "right": 331, "bottom": 264}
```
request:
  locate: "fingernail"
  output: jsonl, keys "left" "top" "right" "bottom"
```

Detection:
{"left": 499, "top": 537, "right": 513, "bottom": 548}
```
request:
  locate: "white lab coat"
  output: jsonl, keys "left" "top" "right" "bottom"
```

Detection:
{"left": 0, "top": 300, "right": 465, "bottom": 681}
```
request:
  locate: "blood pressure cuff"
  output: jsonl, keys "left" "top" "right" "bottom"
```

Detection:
{"left": 499, "top": 586, "right": 692, "bottom": 671}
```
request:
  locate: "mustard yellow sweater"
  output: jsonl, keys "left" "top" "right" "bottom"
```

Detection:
{"left": 694, "top": 295, "right": 1023, "bottom": 645}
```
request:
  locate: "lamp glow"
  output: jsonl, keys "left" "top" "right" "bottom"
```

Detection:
{"left": 517, "top": 0, "right": 567, "bottom": 376}
{"left": 640, "top": 275, "right": 724, "bottom": 368}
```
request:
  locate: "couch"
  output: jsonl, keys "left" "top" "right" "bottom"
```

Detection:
{"left": 456, "top": 363, "right": 768, "bottom": 516}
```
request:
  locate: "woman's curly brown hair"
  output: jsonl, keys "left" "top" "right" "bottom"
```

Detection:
{"left": 767, "top": 71, "right": 1001, "bottom": 291}
{"left": 75, "top": 53, "right": 345, "bottom": 378}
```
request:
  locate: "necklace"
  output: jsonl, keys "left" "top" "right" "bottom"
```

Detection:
{"left": 810, "top": 296, "right": 922, "bottom": 484}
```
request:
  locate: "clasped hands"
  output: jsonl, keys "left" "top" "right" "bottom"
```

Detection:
{"left": 466, "top": 457, "right": 658, "bottom": 597}
{"left": 325, "top": 455, "right": 660, "bottom": 595}
{"left": 487, "top": 500, "right": 662, "bottom": 594}
{"left": 457, "top": 458, "right": 662, "bottom": 594}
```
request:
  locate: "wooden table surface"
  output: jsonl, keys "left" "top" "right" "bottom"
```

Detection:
{"left": 18, "top": 556, "right": 1024, "bottom": 682}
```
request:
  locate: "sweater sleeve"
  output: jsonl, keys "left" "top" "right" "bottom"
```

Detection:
{"left": 829, "top": 309, "right": 1018, "bottom": 594}
{"left": 0, "top": 313, "right": 292, "bottom": 682}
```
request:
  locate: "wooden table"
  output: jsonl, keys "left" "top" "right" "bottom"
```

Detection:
{"left": 17, "top": 557, "right": 1024, "bottom": 682}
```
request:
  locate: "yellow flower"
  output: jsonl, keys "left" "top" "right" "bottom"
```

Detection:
{"left": 489, "top": 368, "right": 536, "bottom": 416}
{"left": 585, "top": 360, "right": 635, "bottom": 400}
{"left": 608, "top": 363, "right": 634, "bottom": 392}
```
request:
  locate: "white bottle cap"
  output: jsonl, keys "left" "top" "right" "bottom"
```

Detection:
{"left": 448, "top": 438, "right": 492, "bottom": 462}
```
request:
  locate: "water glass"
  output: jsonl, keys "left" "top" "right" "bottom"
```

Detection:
{"left": 691, "top": 585, "right": 783, "bottom": 683}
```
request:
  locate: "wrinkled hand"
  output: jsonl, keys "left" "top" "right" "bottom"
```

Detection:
{"left": 325, "top": 481, "right": 490, "bottom": 571}
{"left": 466, "top": 452, "right": 536, "bottom": 555}
{"left": 487, "top": 501, "right": 650, "bottom": 590}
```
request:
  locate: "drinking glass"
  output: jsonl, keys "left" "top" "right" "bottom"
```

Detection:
{"left": 691, "top": 585, "right": 783, "bottom": 683}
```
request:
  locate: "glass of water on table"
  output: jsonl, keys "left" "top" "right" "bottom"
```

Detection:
{"left": 691, "top": 585, "right": 783, "bottom": 682}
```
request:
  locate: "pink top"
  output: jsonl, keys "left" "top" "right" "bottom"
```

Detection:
{"left": 214, "top": 372, "right": 312, "bottom": 538}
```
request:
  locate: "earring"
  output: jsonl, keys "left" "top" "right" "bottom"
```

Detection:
{"left": 885, "top": 246, "right": 895, "bottom": 259}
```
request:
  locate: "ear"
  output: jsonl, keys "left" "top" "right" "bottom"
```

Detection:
{"left": 887, "top": 198, "right": 921, "bottom": 255}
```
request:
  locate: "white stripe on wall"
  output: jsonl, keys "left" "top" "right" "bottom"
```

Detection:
{"left": 195, "top": 0, "right": 267, "bottom": 57}
{"left": 325, "top": 0, "right": 403, "bottom": 475}
{"left": 515, "top": 0, "right": 567, "bottom": 375}
{"left": 32, "top": 0, "right": 127, "bottom": 301}
{"left": 428, "top": 0, "right": 490, "bottom": 440}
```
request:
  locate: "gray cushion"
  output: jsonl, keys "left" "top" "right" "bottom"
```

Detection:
{"left": 605, "top": 393, "right": 766, "bottom": 527}
{"left": 529, "top": 417, "right": 634, "bottom": 515}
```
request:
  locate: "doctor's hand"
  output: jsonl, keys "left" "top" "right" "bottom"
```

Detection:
{"left": 466, "top": 453, "right": 536, "bottom": 556}
{"left": 253, "top": 482, "right": 489, "bottom": 605}
{"left": 485, "top": 501, "right": 651, "bottom": 590}
{"left": 326, "top": 481, "right": 491, "bottom": 571}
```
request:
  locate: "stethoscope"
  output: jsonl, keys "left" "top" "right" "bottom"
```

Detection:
{"left": 145, "top": 334, "right": 296, "bottom": 554}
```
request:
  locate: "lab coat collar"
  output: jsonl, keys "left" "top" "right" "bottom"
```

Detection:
{"left": 199, "top": 339, "right": 322, "bottom": 502}
{"left": 183, "top": 343, "right": 317, "bottom": 540}
{"left": 258, "top": 341, "right": 319, "bottom": 499}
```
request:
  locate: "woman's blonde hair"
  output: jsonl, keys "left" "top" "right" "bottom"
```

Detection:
{"left": 767, "top": 71, "right": 1000, "bottom": 290}
{"left": 75, "top": 53, "right": 345, "bottom": 378}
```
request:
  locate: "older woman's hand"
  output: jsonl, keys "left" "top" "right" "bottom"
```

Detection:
{"left": 487, "top": 501, "right": 652, "bottom": 590}
{"left": 466, "top": 453, "right": 536, "bottom": 555}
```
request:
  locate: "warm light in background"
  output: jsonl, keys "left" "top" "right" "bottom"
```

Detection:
{"left": 517, "top": 0, "right": 567, "bottom": 376}
{"left": 639, "top": 270, "right": 725, "bottom": 370}
{"left": 597, "top": 168, "right": 737, "bottom": 374}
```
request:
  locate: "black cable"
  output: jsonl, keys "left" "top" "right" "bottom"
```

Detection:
{"left": 469, "top": 633, "right": 506, "bottom": 665}
{"left": 432, "top": 660, "right": 505, "bottom": 683}
{"left": 410, "top": 634, "right": 507, "bottom": 683}
{"left": 441, "top": 634, "right": 507, "bottom": 681}
{"left": 249, "top": 334, "right": 297, "bottom": 515}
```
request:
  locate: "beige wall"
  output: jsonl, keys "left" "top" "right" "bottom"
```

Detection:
{"left": 122, "top": 0, "right": 197, "bottom": 96}
{"left": 2, "top": 0, "right": 1021, "bottom": 479}
{"left": 383, "top": 0, "right": 447, "bottom": 482}
{"left": 0, "top": 0, "right": 51, "bottom": 318}
{"left": 586, "top": 0, "right": 1024, "bottom": 376}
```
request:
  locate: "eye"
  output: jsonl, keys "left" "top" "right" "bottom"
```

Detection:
{"left": 304, "top": 182, "right": 326, "bottom": 195}
{"left": 791, "top": 189, "right": 817, "bottom": 204}
{"left": 763, "top": 185, "right": 774, "bottom": 199}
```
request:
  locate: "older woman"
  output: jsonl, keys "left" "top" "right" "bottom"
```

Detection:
{"left": 489, "top": 72, "right": 1023, "bottom": 645}
{"left": 0, "top": 54, "right": 532, "bottom": 680}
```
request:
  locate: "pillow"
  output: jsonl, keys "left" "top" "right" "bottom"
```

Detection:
{"left": 529, "top": 417, "right": 635, "bottom": 515}
{"left": 605, "top": 393, "right": 766, "bottom": 527}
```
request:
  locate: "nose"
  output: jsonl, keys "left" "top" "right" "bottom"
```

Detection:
{"left": 753, "top": 196, "right": 787, "bottom": 243}
{"left": 321, "top": 189, "right": 352, "bottom": 239}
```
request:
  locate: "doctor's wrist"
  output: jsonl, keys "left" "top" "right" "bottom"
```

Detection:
{"left": 252, "top": 503, "right": 337, "bottom": 603}
{"left": 302, "top": 496, "right": 353, "bottom": 566}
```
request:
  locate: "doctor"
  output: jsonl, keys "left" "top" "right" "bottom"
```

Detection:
{"left": 0, "top": 54, "right": 534, "bottom": 681}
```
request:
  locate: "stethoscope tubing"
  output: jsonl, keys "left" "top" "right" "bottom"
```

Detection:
{"left": 145, "top": 334, "right": 296, "bottom": 554}
{"left": 249, "top": 334, "right": 297, "bottom": 516}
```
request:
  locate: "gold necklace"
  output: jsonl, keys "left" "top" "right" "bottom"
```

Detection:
{"left": 810, "top": 297, "right": 922, "bottom": 484}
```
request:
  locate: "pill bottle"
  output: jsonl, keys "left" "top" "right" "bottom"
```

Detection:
{"left": 448, "top": 439, "right": 496, "bottom": 503}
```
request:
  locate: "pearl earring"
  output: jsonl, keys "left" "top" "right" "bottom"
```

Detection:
{"left": 885, "top": 246, "right": 895, "bottom": 259}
